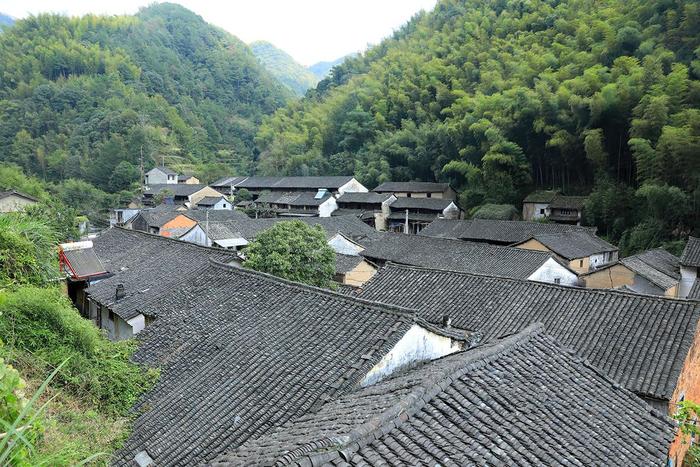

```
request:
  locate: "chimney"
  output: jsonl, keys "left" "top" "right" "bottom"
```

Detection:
{"left": 115, "top": 283, "right": 126, "bottom": 301}
{"left": 442, "top": 315, "right": 452, "bottom": 329}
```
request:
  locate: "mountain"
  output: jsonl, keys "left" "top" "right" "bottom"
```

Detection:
{"left": 256, "top": 0, "right": 700, "bottom": 253}
{"left": 307, "top": 55, "right": 353, "bottom": 80}
{"left": 0, "top": 3, "right": 290, "bottom": 193}
{"left": 0, "top": 13, "right": 14, "bottom": 31}
{"left": 250, "top": 41, "right": 318, "bottom": 96}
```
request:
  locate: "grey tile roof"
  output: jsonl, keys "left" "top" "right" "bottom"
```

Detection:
{"left": 618, "top": 249, "right": 680, "bottom": 291}
{"left": 387, "top": 211, "right": 441, "bottom": 222}
{"left": 210, "top": 176, "right": 248, "bottom": 187}
{"left": 360, "top": 233, "right": 558, "bottom": 279}
{"left": 689, "top": 280, "right": 700, "bottom": 300}
{"left": 237, "top": 176, "right": 356, "bottom": 190}
{"left": 150, "top": 166, "right": 176, "bottom": 175}
{"left": 420, "top": 218, "right": 595, "bottom": 244}
{"left": 681, "top": 236, "right": 700, "bottom": 267}
{"left": 356, "top": 263, "right": 700, "bottom": 400}
{"left": 86, "top": 228, "right": 236, "bottom": 321}
{"left": 111, "top": 262, "right": 473, "bottom": 465}
{"left": 523, "top": 190, "right": 558, "bottom": 203}
{"left": 0, "top": 190, "right": 38, "bottom": 202}
{"left": 255, "top": 191, "right": 332, "bottom": 207}
{"left": 335, "top": 253, "right": 365, "bottom": 274}
{"left": 549, "top": 194, "right": 587, "bottom": 210}
{"left": 195, "top": 196, "right": 226, "bottom": 206}
{"left": 183, "top": 209, "right": 249, "bottom": 222}
{"left": 143, "top": 183, "right": 208, "bottom": 197}
{"left": 215, "top": 323, "right": 674, "bottom": 467}
{"left": 134, "top": 206, "right": 182, "bottom": 228}
{"left": 373, "top": 181, "right": 450, "bottom": 193}
{"left": 389, "top": 197, "right": 455, "bottom": 211}
{"left": 527, "top": 231, "right": 618, "bottom": 259}
{"left": 336, "top": 192, "right": 393, "bottom": 204}
{"left": 61, "top": 247, "right": 107, "bottom": 279}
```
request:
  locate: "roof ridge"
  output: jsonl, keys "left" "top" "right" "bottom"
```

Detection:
{"left": 109, "top": 226, "right": 237, "bottom": 256}
{"left": 375, "top": 262, "right": 700, "bottom": 304}
{"left": 282, "top": 324, "right": 545, "bottom": 465}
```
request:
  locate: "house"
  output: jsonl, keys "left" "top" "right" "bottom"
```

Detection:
{"left": 513, "top": 230, "right": 618, "bottom": 273}
{"left": 209, "top": 176, "right": 248, "bottom": 196}
{"left": 195, "top": 196, "right": 232, "bottom": 210}
{"left": 680, "top": 236, "right": 700, "bottom": 299}
{"left": 334, "top": 254, "right": 377, "bottom": 287}
{"left": 177, "top": 174, "right": 200, "bottom": 184}
{"left": 582, "top": 248, "right": 681, "bottom": 296}
{"left": 84, "top": 228, "right": 237, "bottom": 340}
{"left": 144, "top": 166, "right": 177, "bottom": 185}
{"left": 109, "top": 198, "right": 142, "bottom": 227}
{"left": 373, "top": 181, "right": 457, "bottom": 200}
{"left": 220, "top": 323, "right": 674, "bottom": 466}
{"left": 522, "top": 190, "right": 558, "bottom": 221}
{"left": 252, "top": 190, "right": 338, "bottom": 217}
{"left": 236, "top": 176, "right": 368, "bottom": 196}
{"left": 360, "top": 233, "right": 579, "bottom": 285}
{"left": 59, "top": 240, "right": 111, "bottom": 313}
{"left": 142, "top": 184, "right": 221, "bottom": 208}
{"left": 0, "top": 190, "right": 38, "bottom": 212}
{"left": 334, "top": 192, "right": 396, "bottom": 230}
{"left": 355, "top": 262, "right": 700, "bottom": 457}
{"left": 110, "top": 261, "right": 475, "bottom": 465}
{"left": 420, "top": 218, "right": 596, "bottom": 245}
{"left": 128, "top": 206, "right": 183, "bottom": 235}
{"left": 387, "top": 197, "right": 462, "bottom": 234}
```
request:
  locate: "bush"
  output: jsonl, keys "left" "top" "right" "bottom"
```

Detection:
{"left": 0, "top": 287, "right": 155, "bottom": 414}
{"left": 0, "top": 214, "right": 60, "bottom": 287}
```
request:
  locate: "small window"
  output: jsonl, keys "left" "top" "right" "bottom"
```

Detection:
{"left": 579, "top": 260, "right": 584, "bottom": 268}
{"left": 222, "top": 203, "right": 227, "bottom": 208}
{"left": 554, "top": 278, "right": 561, "bottom": 285}
{"left": 406, "top": 193, "right": 412, "bottom": 198}
{"left": 426, "top": 193, "right": 432, "bottom": 198}
{"left": 540, "top": 208, "right": 545, "bottom": 214}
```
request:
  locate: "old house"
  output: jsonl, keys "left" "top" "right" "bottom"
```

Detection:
{"left": 128, "top": 206, "right": 183, "bottom": 235}
{"left": 110, "top": 261, "right": 474, "bottom": 465}
{"left": 680, "top": 236, "right": 700, "bottom": 299}
{"left": 522, "top": 191, "right": 587, "bottom": 225}
{"left": 420, "top": 218, "right": 596, "bottom": 245}
{"left": 360, "top": 233, "right": 579, "bottom": 285}
{"left": 84, "top": 228, "right": 236, "bottom": 340}
{"left": 334, "top": 254, "right": 378, "bottom": 287}
{"left": 144, "top": 166, "right": 177, "bottom": 185}
{"left": 373, "top": 181, "right": 457, "bottom": 200}
{"left": 0, "top": 190, "right": 38, "bottom": 212}
{"left": 177, "top": 174, "right": 200, "bottom": 184}
{"left": 209, "top": 176, "right": 248, "bottom": 196}
{"left": 354, "top": 262, "right": 700, "bottom": 463}
{"left": 236, "top": 176, "right": 368, "bottom": 196}
{"left": 220, "top": 324, "right": 674, "bottom": 466}
{"left": 514, "top": 230, "right": 618, "bottom": 273}
{"left": 195, "top": 195, "right": 232, "bottom": 210}
{"left": 252, "top": 190, "right": 338, "bottom": 217}
{"left": 142, "top": 183, "right": 221, "bottom": 207}
{"left": 522, "top": 190, "right": 558, "bottom": 221}
{"left": 582, "top": 248, "right": 681, "bottom": 296}
{"left": 334, "top": 192, "right": 396, "bottom": 230}
{"left": 387, "top": 197, "right": 462, "bottom": 234}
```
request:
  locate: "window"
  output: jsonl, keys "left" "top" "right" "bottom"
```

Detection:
{"left": 222, "top": 203, "right": 227, "bottom": 208}
{"left": 554, "top": 278, "right": 561, "bottom": 285}
{"left": 579, "top": 260, "right": 584, "bottom": 268}
{"left": 406, "top": 193, "right": 412, "bottom": 198}
{"left": 540, "top": 208, "right": 545, "bottom": 214}
{"left": 426, "top": 193, "right": 432, "bottom": 198}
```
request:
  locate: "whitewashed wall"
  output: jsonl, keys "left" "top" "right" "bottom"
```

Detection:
{"left": 680, "top": 265, "right": 698, "bottom": 298}
{"left": 318, "top": 197, "right": 338, "bottom": 217}
{"left": 338, "top": 178, "right": 369, "bottom": 195}
{"left": 528, "top": 258, "right": 578, "bottom": 286}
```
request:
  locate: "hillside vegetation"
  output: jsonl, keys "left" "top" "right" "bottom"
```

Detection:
{"left": 257, "top": 0, "right": 699, "bottom": 252}
{"left": 251, "top": 41, "right": 319, "bottom": 96}
{"left": 0, "top": 3, "right": 290, "bottom": 195}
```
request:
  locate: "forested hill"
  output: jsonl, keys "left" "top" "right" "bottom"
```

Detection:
{"left": 0, "top": 3, "right": 290, "bottom": 193}
{"left": 256, "top": 0, "right": 700, "bottom": 252}
{"left": 251, "top": 41, "right": 319, "bottom": 96}
{"left": 0, "top": 13, "right": 14, "bottom": 31}
{"left": 308, "top": 55, "right": 353, "bottom": 80}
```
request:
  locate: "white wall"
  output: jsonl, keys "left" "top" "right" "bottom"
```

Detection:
{"left": 361, "top": 324, "right": 464, "bottom": 386}
{"left": 338, "top": 178, "right": 369, "bottom": 195}
{"left": 527, "top": 258, "right": 578, "bottom": 286}
{"left": 127, "top": 314, "right": 146, "bottom": 335}
{"left": 179, "top": 224, "right": 211, "bottom": 246}
{"left": 589, "top": 252, "right": 610, "bottom": 270}
{"left": 680, "top": 265, "right": 698, "bottom": 298}
{"left": 212, "top": 198, "right": 232, "bottom": 210}
{"left": 145, "top": 169, "right": 177, "bottom": 185}
{"left": 442, "top": 202, "right": 461, "bottom": 220}
{"left": 318, "top": 197, "right": 338, "bottom": 217}
{"left": 327, "top": 233, "right": 363, "bottom": 256}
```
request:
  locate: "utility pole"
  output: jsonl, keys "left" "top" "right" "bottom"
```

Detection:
{"left": 404, "top": 209, "right": 409, "bottom": 234}
{"left": 140, "top": 145, "right": 145, "bottom": 195}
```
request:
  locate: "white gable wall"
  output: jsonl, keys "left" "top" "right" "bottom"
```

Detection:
{"left": 338, "top": 178, "right": 369, "bottom": 195}
{"left": 327, "top": 233, "right": 363, "bottom": 255}
{"left": 361, "top": 324, "right": 464, "bottom": 386}
{"left": 318, "top": 197, "right": 338, "bottom": 217}
{"left": 527, "top": 258, "right": 578, "bottom": 286}
{"left": 179, "top": 224, "right": 211, "bottom": 247}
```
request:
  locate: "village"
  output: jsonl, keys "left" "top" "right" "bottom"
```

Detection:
{"left": 0, "top": 165, "right": 687, "bottom": 465}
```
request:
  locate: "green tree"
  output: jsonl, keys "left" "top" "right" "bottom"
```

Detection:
{"left": 244, "top": 221, "right": 335, "bottom": 288}
{"left": 0, "top": 214, "right": 60, "bottom": 287}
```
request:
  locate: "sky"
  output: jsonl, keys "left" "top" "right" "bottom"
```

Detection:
{"left": 0, "top": 0, "right": 438, "bottom": 65}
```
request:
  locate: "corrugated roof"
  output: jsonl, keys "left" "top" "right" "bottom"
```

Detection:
{"left": 356, "top": 263, "right": 700, "bottom": 401}
{"left": 373, "top": 181, "right": 450, "bottom": 193}
{"left": 217, "top": 324, "right": 673, "bottom": 466}
{"left": 681, "top": 236, "right": 700, "bottom": 267}
{"left": 62, "top": 247, "right": 107, "bottom": 279}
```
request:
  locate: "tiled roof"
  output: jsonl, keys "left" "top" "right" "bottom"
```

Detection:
{"left": 183, "top": 209, "right": 249, "bottom": 222}
{"left": 143, "top": 183, "right": 208, "bottom": 197}
{"left": 356, "top": 263, "right": 700, "bottom": 400}
{"left": 386, "top": 211, "right": 439, "bottom": 222}
{"left": 523, "top": 190, "right": 558, "bottom": 203}
{"left": 87, "top": 228, "right": 235, "bottom": 321}
{"left": 526, "top": 231, "right": 618, "bottom": 259}
{"left": 618, "top": 249, "right": 680, "bottom": 290}
{"left": 134, "top": 206, "right": 182, "bottom": 228}
{"left": 195, "top": 196, "right": 226, "bottom": 206}
{"left": 549, "top": 194, "right": 587, "bottom": 210}
{"left": 335, "top": 253, "right": 366, "bottom": 274}
{"left": 217, "top": 324, "right": 674, "bottom": 466}
{"left": 336, "top": 192, "right": 393, "bottom": 204}
{"left": 681, "top": 236, "right": 700, "bottom": 267}
{"left": 0, "top": 190, "right": 38, "bottom": 202}
{"left": 237, "top": 176, "right": 356, "bottom": 190}
{"left": 360, "top": 233, "right": 558, "bottom": 279}
{"left": 255, "top": 191, "right": 332, "bottom": 207}
{"left": 390, "top": 197, "right": 455, "bottom": 211}
{"left": 373, "top": 181, "right": 450, "bottom": 193}
{"left": 420, "top": 218, "right": 595, "bottom": 244}
{"left": 112, "top": 262, "right": 473, "bottom": 465}
{"left": 210, "top": 176, "right": 248, "bottom": 187}
{"left": 177, "top": 175, "right": 195, "bottom": 182}
{"left": 149, "top": 166, "right": 176, "bottom": 175}
{"left": 689, "top": 280, "right": 700, "bottom": 300}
